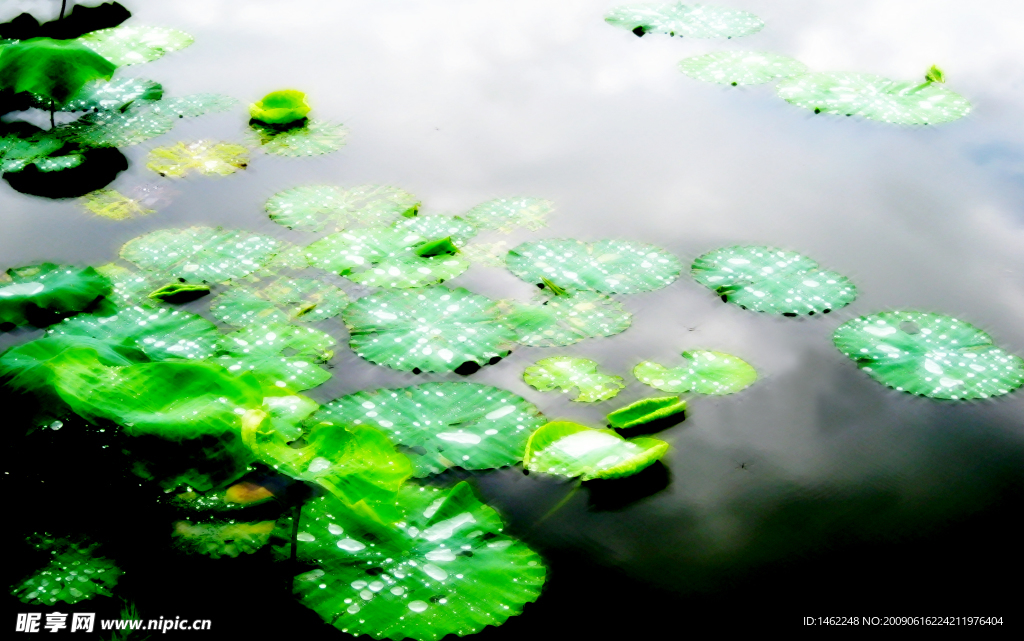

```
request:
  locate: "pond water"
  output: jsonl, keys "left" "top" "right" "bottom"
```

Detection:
{"left": 2, "top": 0, "right": 1022, "bottom": 635}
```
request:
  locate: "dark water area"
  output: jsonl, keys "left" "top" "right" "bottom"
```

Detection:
{"left": 2, "top": 0, "right": 1022, "bottom": 635}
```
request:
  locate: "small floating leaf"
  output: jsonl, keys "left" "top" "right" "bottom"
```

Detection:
{"left": 500, "top": 290, "right": 632, "bottom": 347}
{"left": 173, "top": 520, "right": 275, "bottom": 559}
{"left": 146, "top": 140, "right": 249, "bottom": 177}
{"left": 248, "top": 119, "right": 347, "bottom": 156}
{"left": 524, "top": 421, "right": 668, "bottom": 480}
{"left": 12, "top": 535, "right": 120, "bottom": 605}
{"left": 605, "top": 3, "right": 765, "bottom": 39}
{"left": 260, "top": 277, "right": 350, "bottom": 323}
{"left": 832, "top": 311, "right": 1024, "bottom": 400}
{"left": 148, "top": 282, "right": 210, "bottom": 303}
{"left": 679, "top": 51, "right": 807, "bottom": 85}
{"left": 0, "top": 264, "right": 111, "bottom": 327}
{"left": 606, "top": 395, "right": 686, "bottom": 428}
{"left": 691, "top": 245, "right": 856, "bottom": 315}
{"left": 924, "top": 65, "right": 945, "bottom": 84}
{"left": 249, "top": 89, "right": 310, "bottom": 125}
{"left": 506, "top": 238, "right": 682, "bottom": 294}
{"left": 49, "top": 305, "right": 219, "bottom": 361}
{"left": 79, "top": 25, "right": 194, "bottom": 66}
{"left": 414, "top": 236, "right": 459, "bottom": 258}
{"left": 312, "top": 382, "right": 546, "bottom": 477}
{"left": 523, "top": 356, "right": 624, "bottom": 402}
{"left": 344, "top": 286, "right": 514, "bottom": 373}
{"left": 464, "top": 197, "right": 552, "bottom": 232}
{"left": 266, "top": 184, "right": 420, "bottom": 232}
{"left": 120, "top": 227, "right": 280, "bottom": 283}
{"left": 79, "top": 189, "right": 154, "bottom": 220}
{"left": 634, "top": 350, "right": 756, "bottom": 394}
{"left": 776, "top": 71, "right": 971, "bottom": 125}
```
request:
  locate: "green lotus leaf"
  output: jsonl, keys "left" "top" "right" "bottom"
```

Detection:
{"left": 344, "top": 286, "right": 515, "bottom": 373}
{"left": 153, "top": 93, "right": 239, "bottom": 118}
{"left": 61, "top": 76, "right": 162, "bottom": 112}
{"left": 524, "top": 421, "right": 668, "bottom": 480}
{"left": 776, "top": 71, "right": 972, "bottom": 125}
{"left": 260, "top": 277, "right": 350, "bottom": 323}
{"left": 146, "top": 140, "right": 249, "bottom": 177}
{"left": 262, "top": 386, "right": 320, "bottom": 441}
{"left": 62, "top": 103, "right": 175, "bottom": 147}
{"left": 464, "top": 197, "right": 552, "bottom": 232}
{"left": 120, "top": 226, "right": 281, "bottom": 283}
{"left": 248, "top": 119, "right": 347, "bottom": 156}
{"left": 312, "top": 382, "right": 547, "bottom": 477}
{"left": 506, "top": 238, "right": 682, "bottom": 294}
{"left": 0, "top": 37, "right": 116, "bottom": 104}
{"left": 395, "top": 215, "right": 477, "bottom": 245}
{"left": 304, "top": 226, "right": 470, "bottom": 289}
{"left": 80, "top": 189, "right": 154, "bottom": 220}
{"left": 78, "top": 25, "right": 194, "bottom": 66}
{"left": 832, "top": 311, "right": 1024, "bottom": 400}
{"left": 634, "top": 349, "right": 756, "bottom": 395}
{"left": 12, "top": 535, "right": 120, "bottom": 606}
{"left": 605, "top": 3, "right": 765, "bottom": 39}
{"left": 499, "top": 290, "right": 632, "bottom": 347}
{"left": 679, "top": 51, "right": 807, "bottom": 85}
{"left": 0, "top": 129, "right": 66, "bottom": 173}
{"left": 691, "top": 245, "right": 857, "bottom": 315}
{"left": 0, "top": 263, "right": 111, "bottom": 327}
{"left": 523, "top": 356, "right": 624, "bottom": 402}
{"left": 216, "top": 322, "right": 335, "bottom": 391}
{"left": 147, "top": 282, "right": 210, "bottom": 304}
{"left": 249, "top": 89, "right": 310, "bottom": 124}
{"left": 172, "top": 520, "right": 275, "bottom": 559}
{"left": 266, "top": 184, "right": 420, "bottom": 232}
{"left": 461, "top": 242, "right": 508, "bottom": 268}
{"left": 283, "top": 482, "right": 546, "bottom": 641}
{"left": 925, "top": 65, "right": 945, "bottom": 84}
{"left": 93, "top": 263, "right": 154, "bottom": 306}
{"left": 48, "top": 305, "right": 220, "bottom": 361}
{"left": 255, "top": 244, "right": 312, "bottom": 275}
{"left": 606, "top": 395, "right": 686, "bottom": 429}
{"left": 210, "top": 288, "right": 289, "bottom": 327}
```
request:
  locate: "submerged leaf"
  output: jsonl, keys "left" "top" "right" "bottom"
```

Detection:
{"left": 776, "top": 71, "right": 971, "bottom": 125}
{"left": 146, "top": 140, "right": 249, "bottom": 177}
{"left": 606, "top": 395, "right": 686, "bottom": 429}
{"left": 634, "top": 350, "right": 755, "bottom": 394}
{"left": 79, "top": 189, "right": 154, "bottom": 220}
{"left": 172, "top": 520, "right": 275, "bottom": 559}
{"left": 524, "top": 421, "right": 668, "bottom": 480}
{"left": 266, "top": 184, "right": 420, "bottom": 232}
{"left": 79, "top": 25, "right": 194, "bottom": 66}
{"left": 605, "top": 3, "right": 765, "bottom": 39}
{"left": 312, "top": 382, "right": 546, "bottom": 477}
{"left": 506, "top": 238, "right": 682, "bottom": 294}
{"left": 500, "top": 290, "right": 632, "bottom": 347}
{"left": 344, "top": 286, "right": 515, "bottom": 373}
{"left": 691, "top": 245, "right": 856, "bottom": 315}
{"left": 523, "top": 356, "right": 624, "bottom": 402}
{"left": 12, "top": 535, "right": 120, "bottom": 605}
{"left": 0, "top": 264, "right": 111, "bottom": 327}
{"left": 464, "top": 197, "right": 552, "bottom": 232}
{"left": 120, "top": 226, "right": 280, "bottom": 283}
{"left": 832, "top": 311, "right": 1024, "bottom": 400}
{"left": 248, "top": 119, "right": 347, "bottom": 156}
{"left": 679, "top": 51, "right": 807, "bottom": 85}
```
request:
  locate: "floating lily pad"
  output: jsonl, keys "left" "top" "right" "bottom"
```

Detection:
{"left": 832, "top": 311, "right": 1024, "bottom": 400}
{"left": 63, "top": 104, "right": 175, "bottom": 146}
{"left": 120, "top": 227, "right": 280, "bottom": 283}
{"left": 79, "top": 25, "right": 195, "bottom": 66}
{"left": 776, "top": 71, "right": 972, "bottom": 125}
{"left": 523, "top": 356, "right": 624, "bottom": 402}
{"left": 283, "top": 482, "right": 545, "bottom": 641}
{"left": 500, "top": 290, "right": 632, "bottom": 347}
{"left": 0, "top": 129, "right": 68, "bottom": 172}
{"left": 146, "top": 140, "right": 249, "bottom": 177}
{"left": 61, "top": 76, "right": 163, "bottom": 111}
{"left": 153, "top": 93, "right": 239, "bottom": 118}
{"left": 396, "top": 215, "right": 477, "bottom": 246}
{"left": 79, "top": 189, "right": 154, "bottom": 220}
{"left": 312, "top": 382, "right": 546, "bottom": 477}
{"left": 0, "top": 264, "right": 111, "bottom": 327}
{"left": 691, "top": 245, "right": 857, "bottom": 315}
{"left": 634, "top": 350, "right": 756, "bottom": 394}
{"left": 12, "top": 535, "right": 121, "bottom": 606}
{"left": 464, "top": 197, "right": 552, "bottom": 232}
{"left": 210, "top": 289, "right": 289, "bottom": 327}
{"left": 172, "top": 520, "right": 275, "bottom": 559}
{"left": 524, "top": 421, "right": 668, "bottom": 480}
{"left": 260, "top": 277, "right": 350, "bottom": 323}
{"left": 49, "top": 305, "right": 220, "bottom": 361}
{"left": 606, "top": 395, "right": 686, "bottom": 428}
{"left": 266, "top": 184, "right": 420, "bottom": 232}
{"left": 216, "top": 322, "right": 335, "bottom": 391}
{"left": 461, "top": 242, "right": 508, "bottom": 268}
{"left": 248, "top": 119, "right": 347, "bottom": 156}
{"left": 344, "top": 287, "right": 514, "bottom": 373}
{"left": 605, "top": 3, "right": 765, "bottom": 39}
{"left": 679, "top": 51, "right": 807, "bottom": 85}
{"left": 506, "top": 238, "right": 682, "bottom": 294}
{"left": 94, "top": 263, "right": 154, "bottom": 306}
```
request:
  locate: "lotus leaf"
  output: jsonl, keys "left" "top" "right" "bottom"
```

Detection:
{"left": 283, "top": 482, "right": 545, "bottom": 641}
{"left": 153, "top": 93, "right": 239, "bottom": 118}
{"left": 79, "top": 25, "right": 194, "bottom": 66}
{"left": 832, "top": 311, "right": 1024, "bottom": 400}
{"left": 248, "top": 119, "right": 347, "bottom": 156}
{"left": 262, "top": 386, "right": 320, "bottom": 440}
{"left": 605, "top": 3, "right": 764, "bottom": 39}
{"left": 210, "top": 288, "right": 289, "bottom": 327}
{"left": 312, "top": 382, "right": 546, "bottom": 477}
{"left": 146, "top": 140, "right": 249, "bottom": 177}
{"left": 260, "top": 277, "right": 351, "bottom": 322}
{"left": 0, "top": 263, "right": 111, "bottom": 327}
{"left": 266, "top": 184, "right": 420, "bottom": 232}
{"left": 94, "top": 263, "right": 153, "bottom": 305}
{"left": 0, "top": 129, "right": 66, "bottom": 173}
{"left": 500, "top": 290, "right": 632, "bottom": 347}
{"left": 12, "top": 535, "right": 120, "bottom": 605}
{"left": 606, "top": 395, "right": 686, "bottom": 429}
{"left": 691, "top": 245, "right": 857, "bottom": 315}
{"left": 523, "top": 356, "right": 625, "bottom": 402}
{"left": 524, "top": 421, "right": 668, "bottom": 480}
{"left": 679, "top": 51, "right": 808, "bottom": 85}
{"left": 148, "top": 282, "right": 210, "bottom": 304}
{"left": 30, "top": 154, "right": 84, "bottom": 172}
{"left": 172, "top": 520, "right": 275, "bottom": 559}
{"left": 0, "top": 37, "right": 116, "bottom": 105}
{"left": 216, "top": 322, "right": 335, "bottom": 391}
{"left": 49, "top": 305, "right": 220, "bottom": 361}
{"left": 344, "top": 287, "right": 515, "bottom": 373}
{"left": 63, "top": 104, "right": 175, "bottom": 146}
{"left": 249, "top": 89, "right": 310, "bottom": 124}
{"left": 120, "top": 227, "right": 281, "bottom": 283}
{"left": 461, "top": 242, "right": 508, "bottom": 268}
{"left": 61, "top": 76, "right": 162, "bottom": 111}
{"left": 80, "top": 189, "right": 154, "bottom": 220}
{"left": 506, "top": 238, "right": 682, "bottom": 294}
{"left": 634, "top": 349, "right": 756, "bottom": 395}
{"left": 776, "top": 71, "right": 972, "bottom": 125}
{"left": 464, "top": 196, "right": 552, "bottom": 232}
{"left": 397, "top": 215, "right": 478, "bottom": 246}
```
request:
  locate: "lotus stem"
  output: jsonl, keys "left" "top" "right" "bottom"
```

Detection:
{"left": 535, "top": 479, "right": 582, "bottom": 525}
{"left": 50, "top": 100, "right": 55, "bottom": 129}
{"left": 60, "top": 1, "right": 67, "bottom": 21}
